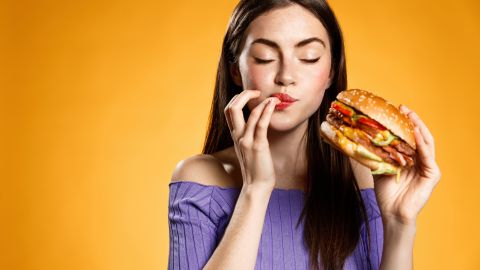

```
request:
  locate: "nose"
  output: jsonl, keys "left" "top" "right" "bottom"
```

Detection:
{"left": 274, "top": 59, "right": 296, "bottom": 87}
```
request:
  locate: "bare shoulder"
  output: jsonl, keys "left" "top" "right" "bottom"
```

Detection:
{"left": 349, "top": 157, "right": 374, "bottom": 189}
{"left": 170, "top": 147, "right": 241, "bottom": 188}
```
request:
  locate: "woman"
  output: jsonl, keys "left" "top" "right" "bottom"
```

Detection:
{"left": 168, "top": 0, "right": 441, "bottom": 269}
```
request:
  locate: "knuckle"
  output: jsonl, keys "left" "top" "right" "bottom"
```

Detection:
{"left": 256, "top": 120, "right": 268, "bottom": 129}
{"left": 432, "top": 168, "right": 442, "bottom": 183}
{"left": 238, "top": 137, "right": 252, "bottom": 148}
{"left": 252, "top": 141, "right": 267, "bottom": 151}
{"left": 251, "top": 104, "right": 262, "bottom": 113}
{"left": 251, "top": 106, "right": 264, "bottom": 116}
{"left": 230, "top": 104, "right": 240, "bottom": 111}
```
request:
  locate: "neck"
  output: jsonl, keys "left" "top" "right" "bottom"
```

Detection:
{"left": 267, "top": 120, "right": 308, "bottom": 190}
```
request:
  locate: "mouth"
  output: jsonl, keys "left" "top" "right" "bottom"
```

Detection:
{"left": 270, "top": 93, "right": 299, "bottom": 102}
{"left": 270, "top": 93, "right": 298, "bottom": 110}
{"left": 275, "top": 101, "right": 295, "bottom": 110}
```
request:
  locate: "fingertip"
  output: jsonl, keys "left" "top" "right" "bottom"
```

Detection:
{"left": 409, "top": 112, "right": 419, "bottom": 122}
{"left": 269, "top": 99, "right": 279, "bottom": 109}
{"left": 247, "top": 90, "right": 260, "bottom": 96}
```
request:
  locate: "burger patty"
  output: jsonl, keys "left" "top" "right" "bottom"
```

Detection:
{"left": 392, "top": 139, "right": 416, "bottom": 156}
{"left": 326, "top": 111, "right": 415, "bottom": 167}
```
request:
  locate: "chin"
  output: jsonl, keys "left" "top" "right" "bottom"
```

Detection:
{"left": 267, "top": 116, "right": 306, "bottom": 132}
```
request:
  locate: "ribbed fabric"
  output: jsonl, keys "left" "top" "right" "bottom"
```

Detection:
{"left": 168, "top": 180, "right": 383, "bottom": 270}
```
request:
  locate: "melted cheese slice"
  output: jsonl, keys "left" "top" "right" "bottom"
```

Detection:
{"left": 333, "top": 127, "right": 400, "bottom": 176}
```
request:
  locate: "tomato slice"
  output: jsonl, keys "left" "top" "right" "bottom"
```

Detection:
{"left": 332, "top": 101, "right": 354, "bottom": 117}
{"left": 356, "top": 115, "right": 387, "bottom": 130}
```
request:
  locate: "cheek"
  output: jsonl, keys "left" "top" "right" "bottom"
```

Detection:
{"left": 301, "top": 66, "right": 331, "bottom": 109}
{"left": 297, "top": 69, "right": 329, "bottom": 109}
{"left": 242, "top": 65, "right": 273, "bottom": 89}
{"left": 309, "top": 64, "right": 331, "bottom": 90}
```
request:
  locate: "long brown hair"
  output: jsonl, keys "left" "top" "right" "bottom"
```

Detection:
{"left": 202, "top": 0, "right": 371, "bottom": 269}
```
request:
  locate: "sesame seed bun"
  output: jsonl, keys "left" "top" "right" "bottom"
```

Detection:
{"left": 336, "top": 89, "right": 416, "bottom": 149}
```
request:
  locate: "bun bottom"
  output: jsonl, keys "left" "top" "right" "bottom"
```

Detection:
{"left": 320, "top": 121, "right": 399, "bottom": 175}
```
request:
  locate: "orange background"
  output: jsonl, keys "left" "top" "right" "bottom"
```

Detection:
{"left": 2, "top": 0, "right": 479, "bottom": 269}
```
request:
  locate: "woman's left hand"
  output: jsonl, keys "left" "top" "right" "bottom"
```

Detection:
{"left": 372, "top": 105, "right": 442, "bottom": 225}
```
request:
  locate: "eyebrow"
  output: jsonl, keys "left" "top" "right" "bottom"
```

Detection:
{"left": 251, "top": 37, "right": 325, "bottom": 49}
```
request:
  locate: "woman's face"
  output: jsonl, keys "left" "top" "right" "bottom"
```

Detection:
{"left": 232, "top": 4, "right": 332, "bottom": 132}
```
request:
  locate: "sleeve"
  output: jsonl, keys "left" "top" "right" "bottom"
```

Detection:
{"left": 350, "top": 189, "right": 384, "bottom": 270}
{"left": 167, "top": 182, "right": 220, "bottom": 270}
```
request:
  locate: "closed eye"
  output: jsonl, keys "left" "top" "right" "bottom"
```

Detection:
{"left": 253, "top": 57, "right": 320, "bottom": 64}
{"left": 301, "top": 58, "right": 320, "bottom": 63}
{"left": 254, "top": 57, "right": 274, "bottom": 64}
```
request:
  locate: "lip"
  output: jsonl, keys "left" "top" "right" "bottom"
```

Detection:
{"left": 270, "top": 93, "right": 298, "bottom": 110}
{"left": 270, "top": 93, "right": 299, "bottom": 102}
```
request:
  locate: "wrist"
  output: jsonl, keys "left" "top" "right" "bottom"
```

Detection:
{"left": 241, "top": 183, "right": 274, "bottom": 200}
{"left": 381, "top": 212, "right": 417, "bottom": 227}
{"left": 382, "top": 216, "right": 417, "bottom": 238}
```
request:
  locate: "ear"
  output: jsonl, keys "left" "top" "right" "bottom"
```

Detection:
{"left": 230, "top": 64, "right": 242, "bottom": 87}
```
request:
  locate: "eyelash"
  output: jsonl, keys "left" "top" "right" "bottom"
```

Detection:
{"left": 254, "top": 57, "right": 320, "bottom": 64}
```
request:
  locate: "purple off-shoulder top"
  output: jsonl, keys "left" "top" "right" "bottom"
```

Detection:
{"left": 168, "top": 181, "right": 384, "bottom": 269}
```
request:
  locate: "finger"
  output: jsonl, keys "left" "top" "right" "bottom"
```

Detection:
{"left": 244, "top": 97, "right": 276, "bottom": 139}
{"left": 408, "top": 111, "right": 435, "bottom": 147}
{"left": 227, "top": 90, "right": 261, "bottom": 136}
{"left": 255, "top": 97, "right": 280, "bottom": 140}
{"left": 413, "top": 126, "right": 437, "bottom": 169}
{"left": 224, "top": 94, "right": 239, "bottom": 132}
{"left": 399, "top": 104, "right": 411, "bottom": 115}
{"left": 400, "top": 105, "right": 435, "bottom": 146}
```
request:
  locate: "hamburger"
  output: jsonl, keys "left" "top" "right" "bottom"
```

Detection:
{"left": 320, "top": 89, "right": 417, "bottom": 177}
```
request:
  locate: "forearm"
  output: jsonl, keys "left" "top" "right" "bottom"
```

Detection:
{"left": 203, "top": 184, "right": 272, "bottom": 270}
{"left": 379, "top": 218, "right": 417, "bottom": 270}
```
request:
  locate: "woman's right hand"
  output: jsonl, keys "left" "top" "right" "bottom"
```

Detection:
{"left": 224, "top": 89, "right": 281, "bottom": 192}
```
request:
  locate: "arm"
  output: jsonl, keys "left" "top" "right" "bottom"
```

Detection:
{"left": 380, "top": 218, "right": 416, "bottom": 270}
{"left": 203, "top": 184, "right": 272, "bottom": 270}
{"left": 373, "top": 105, "right": 441, "bottom": 270}
{"left": 203, "top": 91, "right": 281, "bottom": 269}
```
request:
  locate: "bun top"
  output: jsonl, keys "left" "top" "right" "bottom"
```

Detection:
{"left": 336, "top": 89, "right": 416, "bottom": 149}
